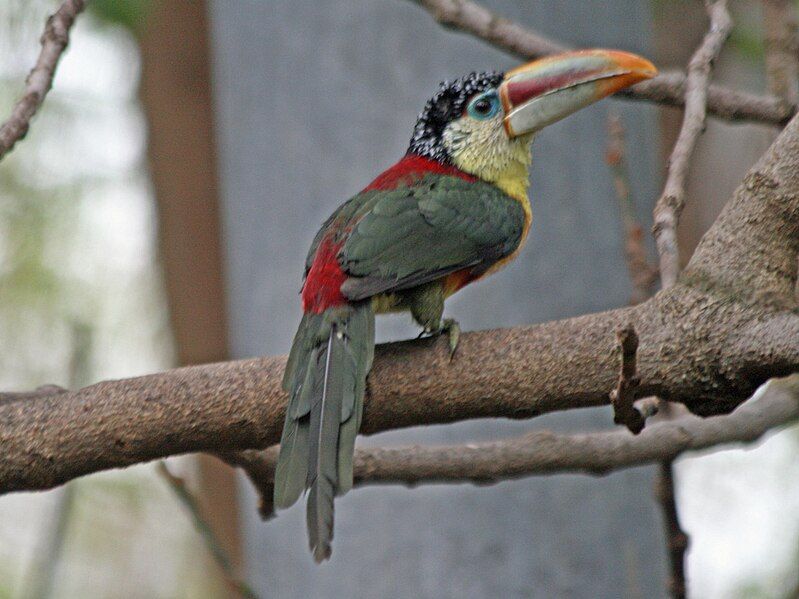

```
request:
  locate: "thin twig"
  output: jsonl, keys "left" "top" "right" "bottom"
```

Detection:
{"left": 656, "top": 462, "right": 689, "bottom": 599}
{"left": 406, "top": 0, "right": 790, "bottom": 126}
{"left": 0, "top": 0, "right": 86, "bottom": 162}
{"left": 226, "top": 377, "right": 799, "bottom": 519}
{"left": 609, "top": 325, "right": 645, "bottom": 434}
{"left": 606, "top": 114, "right": 659, "bottom": 304}
{"left": 653, "top": 0, "right": 733, "bottom": 289}
{"left": 157, "top": 463, "right": 259, "bottom": 599}
{"left": 217, "top": 450, "right": 276, "bottom": 521}
{"left": 24, "top": 484, "right": 75, "bottom": 599}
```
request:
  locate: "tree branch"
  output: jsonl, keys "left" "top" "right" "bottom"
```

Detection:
{"left": 656, "top": 460, "right": 689, "bottom": 599}
{"left": 609, "top": 325, "right": 645, "bottom": 433}
{"left": 0, "top": 0, "right": 86, "bottom": 162}
{"left": 157, "top": 463, "right": 259, "bottom": 599}
{"left": 605, "top": 114, "right": 659, "bottom": 304}
{"left": 223, "top": 377, "right": 799, "bottom": 513}
{"left": 653, "top": 0, "right": 732, "bottom": 290}
{"left": 406, "top": 0, "right": 792, "bottom": 126}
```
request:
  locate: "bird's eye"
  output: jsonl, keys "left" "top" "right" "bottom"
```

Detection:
{"left": 467, "top": 91, "right": 500, "bottom": 120}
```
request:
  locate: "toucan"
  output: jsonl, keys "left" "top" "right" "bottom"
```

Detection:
{"left": 274, "top": 49, "right": 657, "bottom": 562}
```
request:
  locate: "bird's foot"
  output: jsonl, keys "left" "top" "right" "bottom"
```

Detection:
{"left": 424, "top": 318, "right": 460, "bottom": 360}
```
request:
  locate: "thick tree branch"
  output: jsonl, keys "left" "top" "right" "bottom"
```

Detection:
{"left": 406, "top": 0, "right": 792, "bottom": 126}
{"left": 684, "top": 115, "right": 799, "bottom": 303}
{"left": 654, "top": 0, "right": 732, "bottom": 289}
{"left": 0, "top": 0, "right": 86, "bottom": 162}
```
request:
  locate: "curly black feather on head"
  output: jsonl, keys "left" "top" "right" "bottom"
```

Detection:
{"left": 408, "top": 71, "right": 504, "bottom": 163}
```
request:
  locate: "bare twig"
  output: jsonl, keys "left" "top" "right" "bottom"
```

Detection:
{"left": 0, "top": 0, "right": 86, "bottom": 162}
{"left": 216, "top": 450, "right": 276, "bottom": 521}
{"left": 609, "top": 325, "right": 645, "bottom": 434}
{"left": 625, "top": 70, "right": 791, "bottom": 125}
{"left": 406, "top": 0, "right": 791, "bottom": 126}
{"left": 412, "top": 0, "right": 567, "bottom": 56}
{"left": 224, "top": 377, "right": 799, "bottom": 519}
{"left": 653, "top": 0, "right": 733, "bottom": 289}
{"left": 156, "top": 463, "right": 259, "bottom": 599}
{"left": 656, "top": 462, "right": 689, "bottom": 599}
{"left": 24, "top": 484, "right": 75, "bottom": 599}
{"left": 606, "top": 114, "right": 659, "bottom": 303}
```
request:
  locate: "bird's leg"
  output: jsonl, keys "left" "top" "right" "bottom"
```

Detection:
{"left": 434, "top": 317, "right": 460, "bottom": 359}
{"left": 408, "top": 283, "right": 459, "bottom": 359}
{"left": 415, "top": 317, "right": 460, "bottom": 359}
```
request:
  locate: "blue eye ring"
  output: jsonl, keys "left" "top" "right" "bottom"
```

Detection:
{"left": 467, "top": 90, "right": 500, "bottom": 120}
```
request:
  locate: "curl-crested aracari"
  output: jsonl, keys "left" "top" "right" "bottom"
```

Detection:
{"left": 275, "top": 49, "right": 657, "bottom": 562}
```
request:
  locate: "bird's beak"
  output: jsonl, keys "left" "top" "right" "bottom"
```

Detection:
{"left": 500, "top": 49, "right": 657, "bottom": 138}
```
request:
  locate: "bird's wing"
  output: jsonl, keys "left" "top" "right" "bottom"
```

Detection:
{"left": 338, "top": 174, "right": 526, "bottom": 300}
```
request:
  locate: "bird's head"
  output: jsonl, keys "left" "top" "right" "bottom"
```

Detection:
{"left": 408, "top": 49, "right": 657, "bottom": 197}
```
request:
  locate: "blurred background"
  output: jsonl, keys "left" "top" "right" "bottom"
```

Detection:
{"left": 0, "top": 0, "right": 797, "bottom": 597}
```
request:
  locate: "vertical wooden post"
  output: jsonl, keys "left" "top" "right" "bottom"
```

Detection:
{"left": 138, "top": 2, "right": 243, "bottom": 595}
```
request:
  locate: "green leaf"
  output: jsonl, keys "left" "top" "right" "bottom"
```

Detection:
{"left": 89, "top": 0, "right": 152, "bottom": 34}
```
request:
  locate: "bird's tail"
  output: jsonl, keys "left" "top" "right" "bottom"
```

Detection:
{"left": 274, "top": 302, "right": 374, "bottom": 562}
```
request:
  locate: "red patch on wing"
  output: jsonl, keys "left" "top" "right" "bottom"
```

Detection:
{"left": 442, "top": 268, "right": 475, "bottom": 296}
{"left": 301, "top": 155, "right": 476, "bottom": 313}
{"left": 302, "top": 236, "right": 348, "bottom": 313}
{"left": 363, "top": 154, "right": 477, "bottom": 191}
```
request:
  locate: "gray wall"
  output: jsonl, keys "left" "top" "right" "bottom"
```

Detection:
{"left": 209, "top": 1, "right": 666, "bottom": 597}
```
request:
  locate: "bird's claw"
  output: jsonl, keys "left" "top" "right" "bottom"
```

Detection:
{"left": 419, "top": 318, "right": 460, "bottom": 360}
{"left": 440, "top": 318, "right": 460, "bottom": 360}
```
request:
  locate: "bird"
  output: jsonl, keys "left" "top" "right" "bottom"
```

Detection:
{"left": 274, "top": 49, "right": 657, "bottom": 562}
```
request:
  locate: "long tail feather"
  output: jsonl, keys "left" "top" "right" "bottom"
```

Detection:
{"left": 274, "top": 303, "right": 374, "bottom": 561}
{"left": 306, "top": 326, "right": 342, "bottom": 561}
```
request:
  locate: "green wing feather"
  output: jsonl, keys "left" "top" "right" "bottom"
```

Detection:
{"left": 339, "top": 175, "right": 526, "bottom": 299}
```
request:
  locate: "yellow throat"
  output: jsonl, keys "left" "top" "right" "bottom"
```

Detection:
{"left": 443, "top": 121, "right": 534, "bottom": 274}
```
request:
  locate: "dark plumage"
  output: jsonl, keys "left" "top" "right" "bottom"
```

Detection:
{"left": 408, "top": 71, "right": 503, "bottom": 162}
